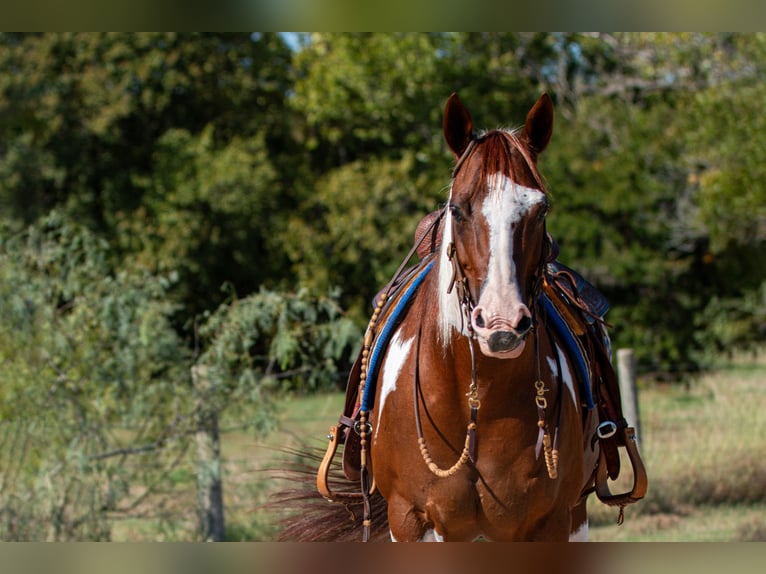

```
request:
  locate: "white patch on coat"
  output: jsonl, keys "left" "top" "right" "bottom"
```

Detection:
{"left": 375, "top": 330, "right": 415, "bottom": 441}
{"left": 420, "top": 528, "right": 445, "bottom": 542}
{"left": 390, "top": 528, "right": 445, "bottom": 542}
{"left": 438, "top": 207, "right": 465, "bottom": 346}
{"left": 569, "top": 520, "right": 589, "bottom": 542}
{"left": 546, "top": 345, "right": 578, "bottom": 409}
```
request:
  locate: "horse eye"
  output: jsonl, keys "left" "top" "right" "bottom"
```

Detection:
{"left": 449, "top": 204, "right": 465, "bottom": 223}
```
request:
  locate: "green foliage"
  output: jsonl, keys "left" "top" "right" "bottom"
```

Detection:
{"left": 540, "top": 34, "right": 766, "bottom": 370}
{"left": 0, "top": 213, "right": 191, "bottom": 540}
{"left": 118, "top": 124, "right": 284, "bottom": 318}
{"left": 194, "top": 287, "right": 360, "bottom": 431}
{"left": 0, "top": 32, "right": 296, "bottom": 320}
{"left": 2, "top": 31, "right": 762, "bottom": 374}
{"left": 544, "top": 94, "right": 699, "bottom": 369}
{"left": 285, "top": 154, "right": 443, "bottom": 321}
{"left": 290, "top": 33, "right": 448, "bottom": 163}
{"left": 0, "top": 211, "right": 361, "bottom": 540}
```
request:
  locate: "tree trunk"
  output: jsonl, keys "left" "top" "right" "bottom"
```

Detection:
{"left": 192, "top": 364, "right": 225, "bottom": 541}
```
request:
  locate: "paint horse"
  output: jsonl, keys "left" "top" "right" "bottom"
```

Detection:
{"left": 314, "top": 93, "right": 647, "bottom": 542}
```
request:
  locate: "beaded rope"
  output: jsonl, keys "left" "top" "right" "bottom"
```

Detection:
{"left": 357, "top": 293, "right": 387, "bottom": 474}
{"left": 418, "top": 425, "right": 475, "bottom": 477}
{"left": 415, "top": 299, "right": 480, "bottom": 478}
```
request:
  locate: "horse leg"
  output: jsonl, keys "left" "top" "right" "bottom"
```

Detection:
{"left": 390, "top": 528, "right": 445, "bottom": 542}
{"left": 569, "top": 499, "right": 589, "bottom": 542}
{"left": 386, "top": 492, "right": 436, "bottom": 542}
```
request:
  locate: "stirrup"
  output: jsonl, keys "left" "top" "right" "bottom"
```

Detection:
{"left": 595, "top": 427, "right": 648, "bottom": 508}
{"left": 317, "top": 425, "right": 341, "bottom": 501}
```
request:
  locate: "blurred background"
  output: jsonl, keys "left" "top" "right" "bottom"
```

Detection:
{"left": 0, "top": 32, "right": 764, "bottom": 541}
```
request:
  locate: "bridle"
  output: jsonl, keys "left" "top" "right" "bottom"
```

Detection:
{"left": 445, "top": 134, "right": 553, "bottom": 323}
{"left": 415, "top": 135, "right": 561, "bottom": 480}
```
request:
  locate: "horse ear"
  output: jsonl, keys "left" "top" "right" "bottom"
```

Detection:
{"left": 522, "top": 93, "right": 554, "bottom": 157}
{"left": 443, "top": 93, "right": 473, "bottom": 158}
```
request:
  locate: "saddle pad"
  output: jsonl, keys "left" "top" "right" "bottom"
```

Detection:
{"left": 358, "top": 261, "right": 596, "bottom": 413}
{"left": 541, "top": 293, "right": 596, "bottom": 410}
{"left": 360, "top": 260, "right": 435, "bottom": 413}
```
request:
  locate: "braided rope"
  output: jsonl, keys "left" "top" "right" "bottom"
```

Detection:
{"left": 418, "top": 422, "right": 476, "bottom": 477}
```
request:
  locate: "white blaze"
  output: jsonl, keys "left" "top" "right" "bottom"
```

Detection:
{"left": 438, "top": 173, "right": 545, "bottom": 348}
{"left": 479, "top": 172, "right": 546, "bottom": 322}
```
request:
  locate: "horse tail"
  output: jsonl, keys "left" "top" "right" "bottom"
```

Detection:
{"left": 266, "top": 446, "right": 390, "bottom": 542}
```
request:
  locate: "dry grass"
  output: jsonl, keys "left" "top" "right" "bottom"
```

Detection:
{"left": 589, "top": 351, "right": 766, "bottom": 541}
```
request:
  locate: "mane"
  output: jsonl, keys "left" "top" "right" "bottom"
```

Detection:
{"left": 437, "top": 129, "right": 548, "bottom": 348}
{"left": 473, "top": 129, "right": 548, "bottom": 195}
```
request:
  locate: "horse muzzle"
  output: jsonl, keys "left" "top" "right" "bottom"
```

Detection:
{"left": 471, "top": 308, "right": 533, "bottom": 358}
{"left": 488, "top": 330, "right": 525, "bottom": 353}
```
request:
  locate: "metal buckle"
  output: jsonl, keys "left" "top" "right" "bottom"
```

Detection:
{"left": 597, "top": 420, "right": 618, "bottom": 440}
{"left": 353, "top": 420, "right": 372, "bottom": 436}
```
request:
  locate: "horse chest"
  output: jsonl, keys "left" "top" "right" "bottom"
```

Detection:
{"left": 373, "top": 379, "right": 575, "bottom": 540}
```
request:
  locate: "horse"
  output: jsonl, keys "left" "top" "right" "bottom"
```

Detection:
{"left": 282, "top": 93, "right": 646, "bottom": 542}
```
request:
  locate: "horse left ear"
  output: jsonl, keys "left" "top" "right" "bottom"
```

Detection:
{"left": 522, "top": 93, "right": 554, "bottom": 157}
{"left": 443, "top": 93, "right": 474, "bottom": 159}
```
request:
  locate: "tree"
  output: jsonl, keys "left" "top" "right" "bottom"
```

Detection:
{"left": 0, "top": 213, "right": 191, "bottom": 540}
{"left": 0, "top": 213, "right": 361, "bottom": 540}
{"left": 0, "top": 32, "right": 297, "bottom": 320}
{"left": 191, "top": 286, "right": 360, "bottom": 541}
{"left": 543, "top": 33, "right": 766, "bottom": 370}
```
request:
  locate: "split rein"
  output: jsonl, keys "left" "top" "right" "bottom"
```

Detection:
{"left": 415, "top": 219, "right": 561, "bottom": 481}
{"left": 413, "top": 240, "right": 480, "bottom": 477}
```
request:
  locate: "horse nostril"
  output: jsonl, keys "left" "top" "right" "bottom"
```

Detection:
{"left": 516, "top": 315, "right": 532, "bottom": 333}
{"left": 474, "top": 311, "right": 485, "bottom": 329}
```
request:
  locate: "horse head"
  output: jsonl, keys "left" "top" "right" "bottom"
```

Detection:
{"left": 439, "top": 93, "right": 553, "bottom": 359}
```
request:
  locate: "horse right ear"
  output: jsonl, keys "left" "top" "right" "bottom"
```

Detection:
{"left": 443, "top": 93, "right": 473, "bottom": 159}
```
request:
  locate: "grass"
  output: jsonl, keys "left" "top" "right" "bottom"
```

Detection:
{"left": 217, "top": 391, "right": 346, "bottom": 541}
{"left": 588, "top": 351, "right": 766, "bottom": 541}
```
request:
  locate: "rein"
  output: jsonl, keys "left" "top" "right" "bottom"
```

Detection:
{"left": 353, "top": 210, "right": 447, "bottom": 541}
{"left": 414, "top": 195, "right": 562, "bottom": 480}
{"left": 414, "top": 255, "right": 480, "bottom": 476}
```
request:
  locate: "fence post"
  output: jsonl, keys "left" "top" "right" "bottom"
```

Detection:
{"left": 616, "top": 348, "right": 641, "bottom": 446}
{"left": 192, "top": 364, "right": 226, "bottom": 542}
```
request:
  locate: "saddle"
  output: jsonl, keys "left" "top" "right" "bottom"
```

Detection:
{"left": 317, "top": 212, "right": 646, "bottom": 518}
{"left": 543, "top": 263, "right": 648, "bottom": 515}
